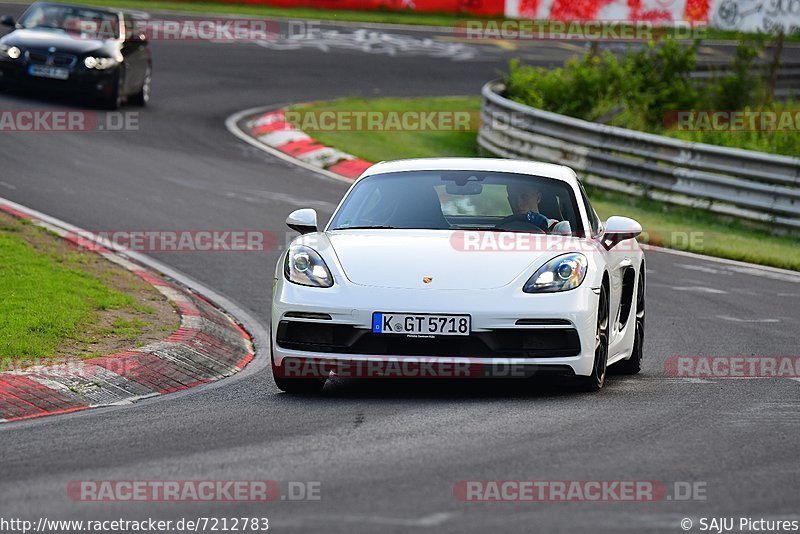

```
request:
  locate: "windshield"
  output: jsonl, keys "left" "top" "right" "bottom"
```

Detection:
{"left": 328, "top": 170, "right": 584, "bottom": 235}
{"left": 19, "top": 3, "right": 119, "bottom": 39}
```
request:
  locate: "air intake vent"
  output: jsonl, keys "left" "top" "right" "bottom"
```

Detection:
{"left": 284, "top": 312, "right": 332, "bottom": 320}
{"left": 515, "top": 319, "right": 572, "bottom": 326}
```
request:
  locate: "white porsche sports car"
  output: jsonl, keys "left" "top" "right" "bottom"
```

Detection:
{"left": 271, "top": 158, "right": 645, "bottom": 393}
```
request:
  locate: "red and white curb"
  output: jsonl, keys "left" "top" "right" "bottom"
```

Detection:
{"left": 0, "top": 200, "right": 255, "bottom": 423}
{"left": 226, "top": 106, "right": 373, "bottom": 183}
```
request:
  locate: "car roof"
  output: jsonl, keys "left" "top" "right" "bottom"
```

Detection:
{"left": 360, "top": 158, "right": 579, "bottom": 186}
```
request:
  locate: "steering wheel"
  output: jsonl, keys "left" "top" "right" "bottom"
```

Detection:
{"left": 494, "top": 214, "right": 546, "bottom": 233}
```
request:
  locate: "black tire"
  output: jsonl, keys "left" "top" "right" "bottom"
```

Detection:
{"left": 575, "top": 282, "right": 609, "bottom": 392}
{"left": 271, "top": 360, "right": 326, "bottom": 394}
{"left": 614, "top": 267, "right": 645, "bottom": 375}
{"left": 129, "top": 65, "right": 151, "bottom": 107}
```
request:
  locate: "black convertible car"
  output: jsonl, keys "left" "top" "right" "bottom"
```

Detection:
{"left": 0, "top": 2, "right": 151, "bottom": 109}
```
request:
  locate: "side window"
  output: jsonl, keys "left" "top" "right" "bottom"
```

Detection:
{"left": 578, "top": 183, "right": 602, "bottom": 237}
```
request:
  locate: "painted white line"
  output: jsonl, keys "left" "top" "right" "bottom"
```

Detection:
{"left": 677, "top": 263, "right": 731, "bottom": 275}
{"left": 716, "top": 315, "right": 780, "bottom": 323}
{"left": 226, "top": 105, "right": 355, "bottom": 185}
{"left": 647, "top": 246, "right": 800, "bottom": 280}
{"left": 275, "top": 512, "right": 454, "bottom": 528}
{"left": 725, "top": 265, "right": 800, "bottom": 284}
{"left": 673, "top": 286, "right": 727, "bottom": 294}
{"left": 637, "top": 377, "right": 715, "bottom": 384}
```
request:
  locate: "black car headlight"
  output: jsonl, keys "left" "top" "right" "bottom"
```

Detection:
{"left": 523, "top": 253, "right": 588, "bottom": 293}
{"left": 84, "top": 56, "right": 118, "bottom": 70}
{"left": 284, "top": 245, "right": 333, "bottom": 288}
{"left": 0, "top": 45, "right": 21, "bottom": 59}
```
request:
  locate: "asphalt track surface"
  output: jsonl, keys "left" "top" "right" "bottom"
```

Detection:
{"left": 1, "top": 4, "right": 799, "bottom": 532}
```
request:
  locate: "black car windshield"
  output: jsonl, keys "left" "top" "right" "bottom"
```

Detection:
{"left": 19, "top": 3, "right": 119, "bottom": 39}
{"left": 328, "top": 170, "right": 584, "bottom": 235}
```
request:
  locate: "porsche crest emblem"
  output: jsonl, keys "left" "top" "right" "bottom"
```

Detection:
{"left": 422, "top": 277, "right": 433, "bottom": 284}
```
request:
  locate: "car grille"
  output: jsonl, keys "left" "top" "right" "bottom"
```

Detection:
{"left": 276, "top": 321, "right": 581, "bottom": 358}
{"left": 25, "top": 50, "right": 77, "bottom": 68}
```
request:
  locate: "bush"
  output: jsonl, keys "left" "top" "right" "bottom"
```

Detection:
{"left": 503, "top": 38, "right": 797, "bottom": 155}
{"left": 705, "top": 37, "right": 766, "bottom": 110}
{"left": 505, "top": 53, "right": 625, "bottom": 119}
{"left": 622, "top": 40, "right": 699, "bottom": 126}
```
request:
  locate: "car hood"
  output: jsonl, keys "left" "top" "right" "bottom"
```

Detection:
{"left": 1, "top": 28, "right": 110, "bottom": 55}
{"left": 327, "top": 230, "right": 576, "bottom": 290}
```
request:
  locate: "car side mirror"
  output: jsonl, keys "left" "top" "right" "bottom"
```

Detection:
{"left": 286, "top": 208, "right": 318, "bottom": 235}
{"left": 0, "top": 15, "right": 16, "bottom": 27}
{"left": 602, "top": 216, "right": 642, "bottom": 250}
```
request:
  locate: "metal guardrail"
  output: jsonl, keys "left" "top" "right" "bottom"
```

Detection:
{"left": 478, "top": 81, "right": 800, "bottom": 231}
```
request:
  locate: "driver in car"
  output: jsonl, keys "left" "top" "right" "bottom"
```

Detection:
{"left": 505, "top": 183, "right": 572, "bottom": 235}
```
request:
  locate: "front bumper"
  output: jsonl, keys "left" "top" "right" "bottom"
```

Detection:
{"left": 0, "top": 60, "right": 118, "bottom": 96}
{"left": 272, "top": 280, "right": 599, "bottom": 378}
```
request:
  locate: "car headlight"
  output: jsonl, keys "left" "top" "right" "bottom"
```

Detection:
{"left": 284, "top": 245, "right": 333, "bottom": 288}
{"left": 84, "top": 56, "right": 118, "bottom": 69}
{"left": 0, "top": 45, "right": 21, "bottom": 59}
{"left": 523, "top": 253, "right": 588, "bottom": 293}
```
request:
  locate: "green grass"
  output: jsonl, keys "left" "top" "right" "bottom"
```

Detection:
{"left": 4, "top": 0, "right": 795, "bottom": 40}
{"left": 663, "top": 103, "right": 800, "bottom": 156}
{"left": 288, "top": 96, "right": 800, "bottom": 271}
{"left": 72, "top": 318, "right": 149, "bottom": 346}
{"left": 291, "top": 96, "right": 480, "bottom": 162}
{"left": 0, "top": 228, "right": 137, "bottom": 358}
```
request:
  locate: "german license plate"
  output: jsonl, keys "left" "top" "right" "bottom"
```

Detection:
{"left": 28, "top": 65, "right": 69, "bottom": 80}
{"left": 372, "top": 313, "right": 470, "bottom": 336}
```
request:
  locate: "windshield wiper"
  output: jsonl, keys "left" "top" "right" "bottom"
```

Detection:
{"left": 333, "top": 225, "right": 398, "bottom": 230}
{"left": 32, "top": 24, "right": 66, "bottom": 31}
{"left": 455, "top": 226, "right": 546, "bottom": 234}
{"left": 454, "top": 226, "right": 526, "bottom": 233}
